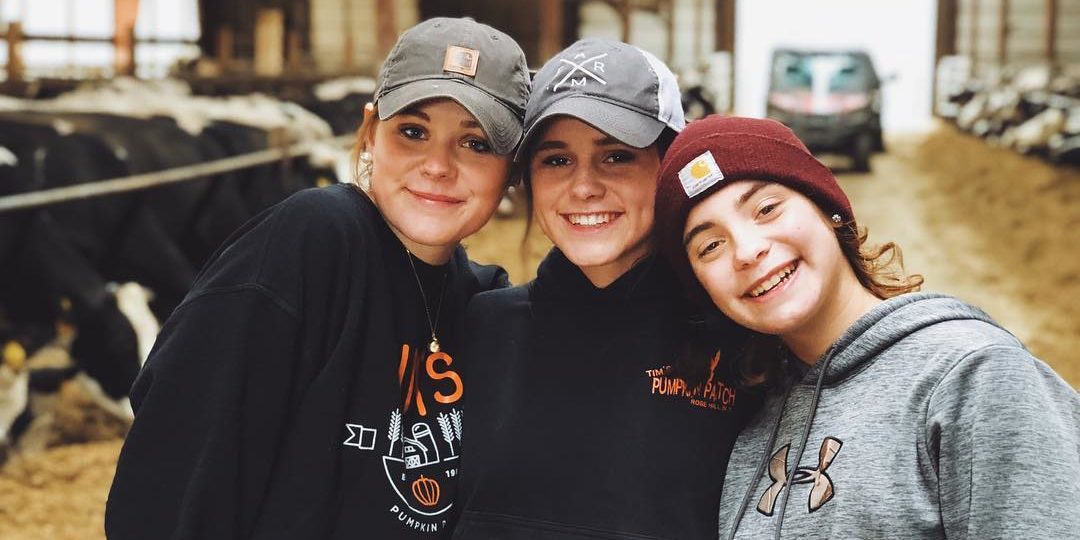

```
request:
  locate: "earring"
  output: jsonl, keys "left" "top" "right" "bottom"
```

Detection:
{"left": 356, "top": 151, "right": 373, "bottom": 190}
{"left": 831, "top": 214, "right": 842, "bottom": 225}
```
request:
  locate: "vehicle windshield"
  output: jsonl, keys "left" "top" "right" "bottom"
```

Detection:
{"left": 771, "top": 52, "right": 872, "bottom": 92}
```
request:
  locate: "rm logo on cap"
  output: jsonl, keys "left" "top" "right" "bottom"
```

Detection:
{"left": 443, "top": 46, "right": 479, "bottom": 77}
{"left": 679, "top": 150, "right": 724, "bottom": 198}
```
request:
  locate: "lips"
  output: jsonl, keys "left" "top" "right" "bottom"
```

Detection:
{"left": 409, "top": 188, "right": 462, "bottom": 205}
{"left": 745, "top": 261, "right": 799, "bottom": 299}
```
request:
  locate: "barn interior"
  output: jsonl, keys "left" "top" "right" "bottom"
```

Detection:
{"left": 0, "top": 1, "right": 1078, "bottom": 538}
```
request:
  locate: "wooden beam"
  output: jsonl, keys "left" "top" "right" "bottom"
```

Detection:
{"left": 714, "top": 0, "right": 734, "bottom": 52}
{"left": 936, "top": 0, "right": 958, "bottom": 61}
{"left": 216, "top": 26, "right": 234, "bottom": 70}
{"left": 539, "top": 0, "right": 565, "bottom": 62}
{"left": 5, "top": 21, "right": 24, "bottom": 83}
{"left": 618, "top": 0, "right": 631, "bottom": 42}
{"left": 114, "top": 0, "right": 139, "bottom": 76}
{"left": 715, "top": 0, "right": 735, "bottom": 111}
{"left": 254, "top": 8, "right": 284, "bottom": 76}
{"left": 1045, "top": 0, "right": 1057, "bottom": 63}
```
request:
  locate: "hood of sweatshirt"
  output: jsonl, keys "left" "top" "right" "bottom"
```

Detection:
{"left": 529, "top": 248, "right": 683, "bottom": 304}
{"left": 797, "top": 292, "right": 1004, "bottom": 387}
{"left": 725, "top": 292, "right": 1015, "bottom": 540}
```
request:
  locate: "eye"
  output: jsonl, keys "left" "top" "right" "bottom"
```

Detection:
{"left": 399, "top": 125, "right": 426, "bottom": 140}
{"left": 463, "top": 137, "right": 492, "bottom": 154}
{"left": 602, "top": 150, "right": 635, "bottom": 164}
{"left": 756, "top": 199, "right": 782, "bottom": 219}
{"left": 697, "top": 237, "right": 726, "bottom": 258}
{"left": 538, "top": 154, "right": 571, "bottom": 167}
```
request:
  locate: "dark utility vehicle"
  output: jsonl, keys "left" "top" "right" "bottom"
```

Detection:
{"left": 766, "top": 48, "right": 884, "bottom": 172}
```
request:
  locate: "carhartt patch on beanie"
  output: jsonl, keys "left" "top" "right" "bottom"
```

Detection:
{"left": 653, "top": 115, "right": 855, "bottom": 307}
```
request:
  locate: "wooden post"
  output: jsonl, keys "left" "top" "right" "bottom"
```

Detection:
{"left": 936, "top": 0, "right": 958, "bottom": 61}
{"left": 539, "top": 0, "right": 564, "bottom": 62}
{"left": 114, "top": 0, "right": 139, "bottom": 77}
{"left": 1045, "top": 0, "right": 1057, "bottom": 63}
{"left": 254, "top": 8, "right": 285, "bottom": 76}
{"left": 216, "top": 25, "right": 234, "bottom": 71}
{"left": 998, "top": 0, "right": 1009, "bottom": 64}
{"left": 715, "top": 0, "right": 736, "bottom": 111}
{"left": 376, "top": 0, "right": 396, "bottom": 64}
{"left": 618, "top": 0, "right": 631, "bottom": 42}
{"left": 286, "top": 29, "right": 302, "bottom": 71}
{"left": 6, "top": 21, "right": 24, "bottom": 83}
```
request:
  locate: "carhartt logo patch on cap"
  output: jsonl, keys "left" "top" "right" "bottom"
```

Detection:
{"left": 443, "top": 45, "right": 479, "bottom": 77}
{"left": 679, "top": 150, "right": 724, "bottom": 198}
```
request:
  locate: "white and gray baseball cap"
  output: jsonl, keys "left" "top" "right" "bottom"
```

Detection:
{"left": 515, "top": 37, "right": 685, "bottom": 162}
{"left": 375, "top": 17, "right": 530, "bottom": 155}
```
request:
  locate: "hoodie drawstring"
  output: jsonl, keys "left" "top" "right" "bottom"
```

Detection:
{"left": 772, "top": 352, "right": 835, "bottom": 539}
{"left": 726, "top": 351, "right": 837, "bottom": 540}
{"left": 725, "top": 386, "right": 791, "bottom": 540}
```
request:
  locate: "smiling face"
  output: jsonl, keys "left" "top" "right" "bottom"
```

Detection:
{"left": 528, "top": 117, "right": 661, "bottom": 286}
{"left": 366, "top": 99, "right": 511, "bottom": 263}
{"left": 682, "top": 181, "right": 863, "bottom": 340}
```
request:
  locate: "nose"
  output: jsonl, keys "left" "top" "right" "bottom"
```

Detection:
{"left": 568, "top": 165, "right": 604, "bottom": 200}
{"left": 733, "top": 228, "right": 770, "bottom": 269}
{"left": 420, "top": 143, "right": 454, "bottom": 180}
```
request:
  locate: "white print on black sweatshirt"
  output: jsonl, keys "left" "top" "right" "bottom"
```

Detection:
{"left": 342, "top": 342, "right": 464, "bottom": 533}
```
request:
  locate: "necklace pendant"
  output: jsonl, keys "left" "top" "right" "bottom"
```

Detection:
{"left": 429, "top": 338, "right": 440, "bottom": 353}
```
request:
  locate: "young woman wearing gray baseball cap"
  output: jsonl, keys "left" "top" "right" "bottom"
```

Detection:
{"left": 453, "top": 38, "right": 757, "bottom": 540}
{"left": 106, "top": 17, "right": 529, "bottom": 539}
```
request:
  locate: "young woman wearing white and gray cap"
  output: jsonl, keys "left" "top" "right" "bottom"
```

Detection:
{"left": 453, "top": 38, "right": 758, "bottom": 540}
{"left": 106, "top": 18, "right": 529, "bottom": 539}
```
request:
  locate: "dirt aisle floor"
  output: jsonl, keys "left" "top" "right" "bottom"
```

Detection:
{"left": 2, "top": 123, "right": 1076, "bottom": 538}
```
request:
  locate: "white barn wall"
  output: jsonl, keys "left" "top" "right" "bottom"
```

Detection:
{"left": 735, "top": 0, "right": 937, "bottom": 132}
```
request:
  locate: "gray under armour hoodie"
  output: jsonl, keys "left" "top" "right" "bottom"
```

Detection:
{"left": 718, "top": 293, "right": 1080, "bottom": 539}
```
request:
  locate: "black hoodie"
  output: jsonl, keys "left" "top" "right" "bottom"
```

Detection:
{"left": 454, "top": 249, "right": 757, "bottom": 540}
{"left": 106, "top": 184, "right": 507, "bottom": 539}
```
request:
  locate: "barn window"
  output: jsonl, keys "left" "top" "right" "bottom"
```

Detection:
{"left": 0, "top": 0, "right": 199, "bottom": 80}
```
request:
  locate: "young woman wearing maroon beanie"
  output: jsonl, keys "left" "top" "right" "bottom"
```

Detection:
{"left": 653, "top": 115, "right": 1080, "bottom": 539}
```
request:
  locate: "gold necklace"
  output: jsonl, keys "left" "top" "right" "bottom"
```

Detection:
{"left": 405, "top": 249, "right": 449, "bottom": 353}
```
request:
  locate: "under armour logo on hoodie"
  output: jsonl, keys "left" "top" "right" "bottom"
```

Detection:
{"left": 758, "top": 437, "right": 843, "bottom": 515}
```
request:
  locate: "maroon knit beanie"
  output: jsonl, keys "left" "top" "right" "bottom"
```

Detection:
{"left": 654, "top": 115, "right": 855, "bottom": 308}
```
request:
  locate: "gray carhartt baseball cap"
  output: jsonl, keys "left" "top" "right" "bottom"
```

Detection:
{"left": 375, "top": 17, "right": 530, "bottom": 155}
{"left": 515, "top": 38, "right": 685, "bottom": 162}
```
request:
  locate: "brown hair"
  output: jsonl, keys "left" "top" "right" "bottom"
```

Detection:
{"left": 736, "top": 222, "right": 924, "bottom": 387}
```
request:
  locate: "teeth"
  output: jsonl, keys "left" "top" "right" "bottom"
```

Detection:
{"left": 750, "top": 263, "right": 796, "bottom": 298}
{"left": 567, "top": 213, "right": 614, "bottom": 226}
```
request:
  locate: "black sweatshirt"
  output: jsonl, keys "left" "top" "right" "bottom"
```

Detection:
{"left": 105, "top": 184, "right": 507, "bottom": 540}
{"left": 454, "top": 249, "right": 757, "bottom": 540}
